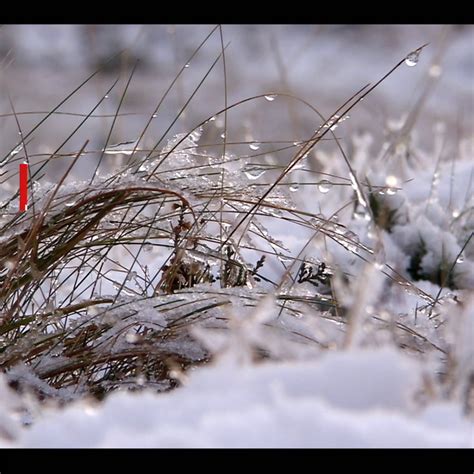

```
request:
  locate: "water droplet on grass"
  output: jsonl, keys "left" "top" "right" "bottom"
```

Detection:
{"left": 353, "top": 208, "right": 371, "bottom": 221}
{"left": 244, "top": 165, "right": 266, "bottom": 180}
{"left": 289, "top": 183, "right": 299, "bottom": 192}
{"left": 264, "top": 95, "right": 276, "bottom": 102}
{"left": 405, "top": 50, "right": 420, "bottom": 67}
{"left": 318, "top": 179, "right": 332, "bottom": 193}
{"left": 249, "top": 142, "right": 260, "bottom": 150}
{"left": 344, "top": 230, "right": 359, "bottom": 241}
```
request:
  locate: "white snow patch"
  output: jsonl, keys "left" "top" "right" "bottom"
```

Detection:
{"left": 3, "top": 348, "right": 471, "bottom": 448}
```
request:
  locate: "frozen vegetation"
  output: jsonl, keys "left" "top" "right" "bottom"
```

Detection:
{"left": 0, "top": 25, "right": 473, "bottom": 448}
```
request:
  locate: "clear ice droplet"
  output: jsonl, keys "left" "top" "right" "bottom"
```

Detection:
{"left": 318, "top": 179, "right": 333, "bottom": 194}
{"left": 405, "top": 50, "right": 420, "bottom": 67}
{"left": 243, "top": 166, "right": 266, "bottom": 180}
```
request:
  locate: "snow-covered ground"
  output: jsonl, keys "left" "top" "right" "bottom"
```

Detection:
{"left": 1, "top": 348, "right": 472, "bottom": 448}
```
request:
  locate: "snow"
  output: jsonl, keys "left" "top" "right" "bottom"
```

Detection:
{"left": 1, "top": 347, "right": 471, "bottom": 448}
{"left": 1, "top": 131, "right": 472, "bottom": 447}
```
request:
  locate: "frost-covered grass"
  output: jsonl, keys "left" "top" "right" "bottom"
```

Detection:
{"left": 0, "top": 26, "right": 473, "bottom": 448}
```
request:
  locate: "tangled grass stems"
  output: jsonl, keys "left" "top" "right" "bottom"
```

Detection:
{"left": 0, "top": 29, "right": 468, "bottom": 408}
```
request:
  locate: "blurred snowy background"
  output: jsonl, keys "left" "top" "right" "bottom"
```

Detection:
{"left": 0, "top": 25, "right": 472, "bottom": 180}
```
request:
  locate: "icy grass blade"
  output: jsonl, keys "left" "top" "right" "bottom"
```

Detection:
{"left": 103, "top": 139, "right": 139, "bottom": 156}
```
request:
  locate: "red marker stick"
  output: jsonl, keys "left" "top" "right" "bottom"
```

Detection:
{"left": 19, "top": 163, "right": 28, "bottom": 212}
